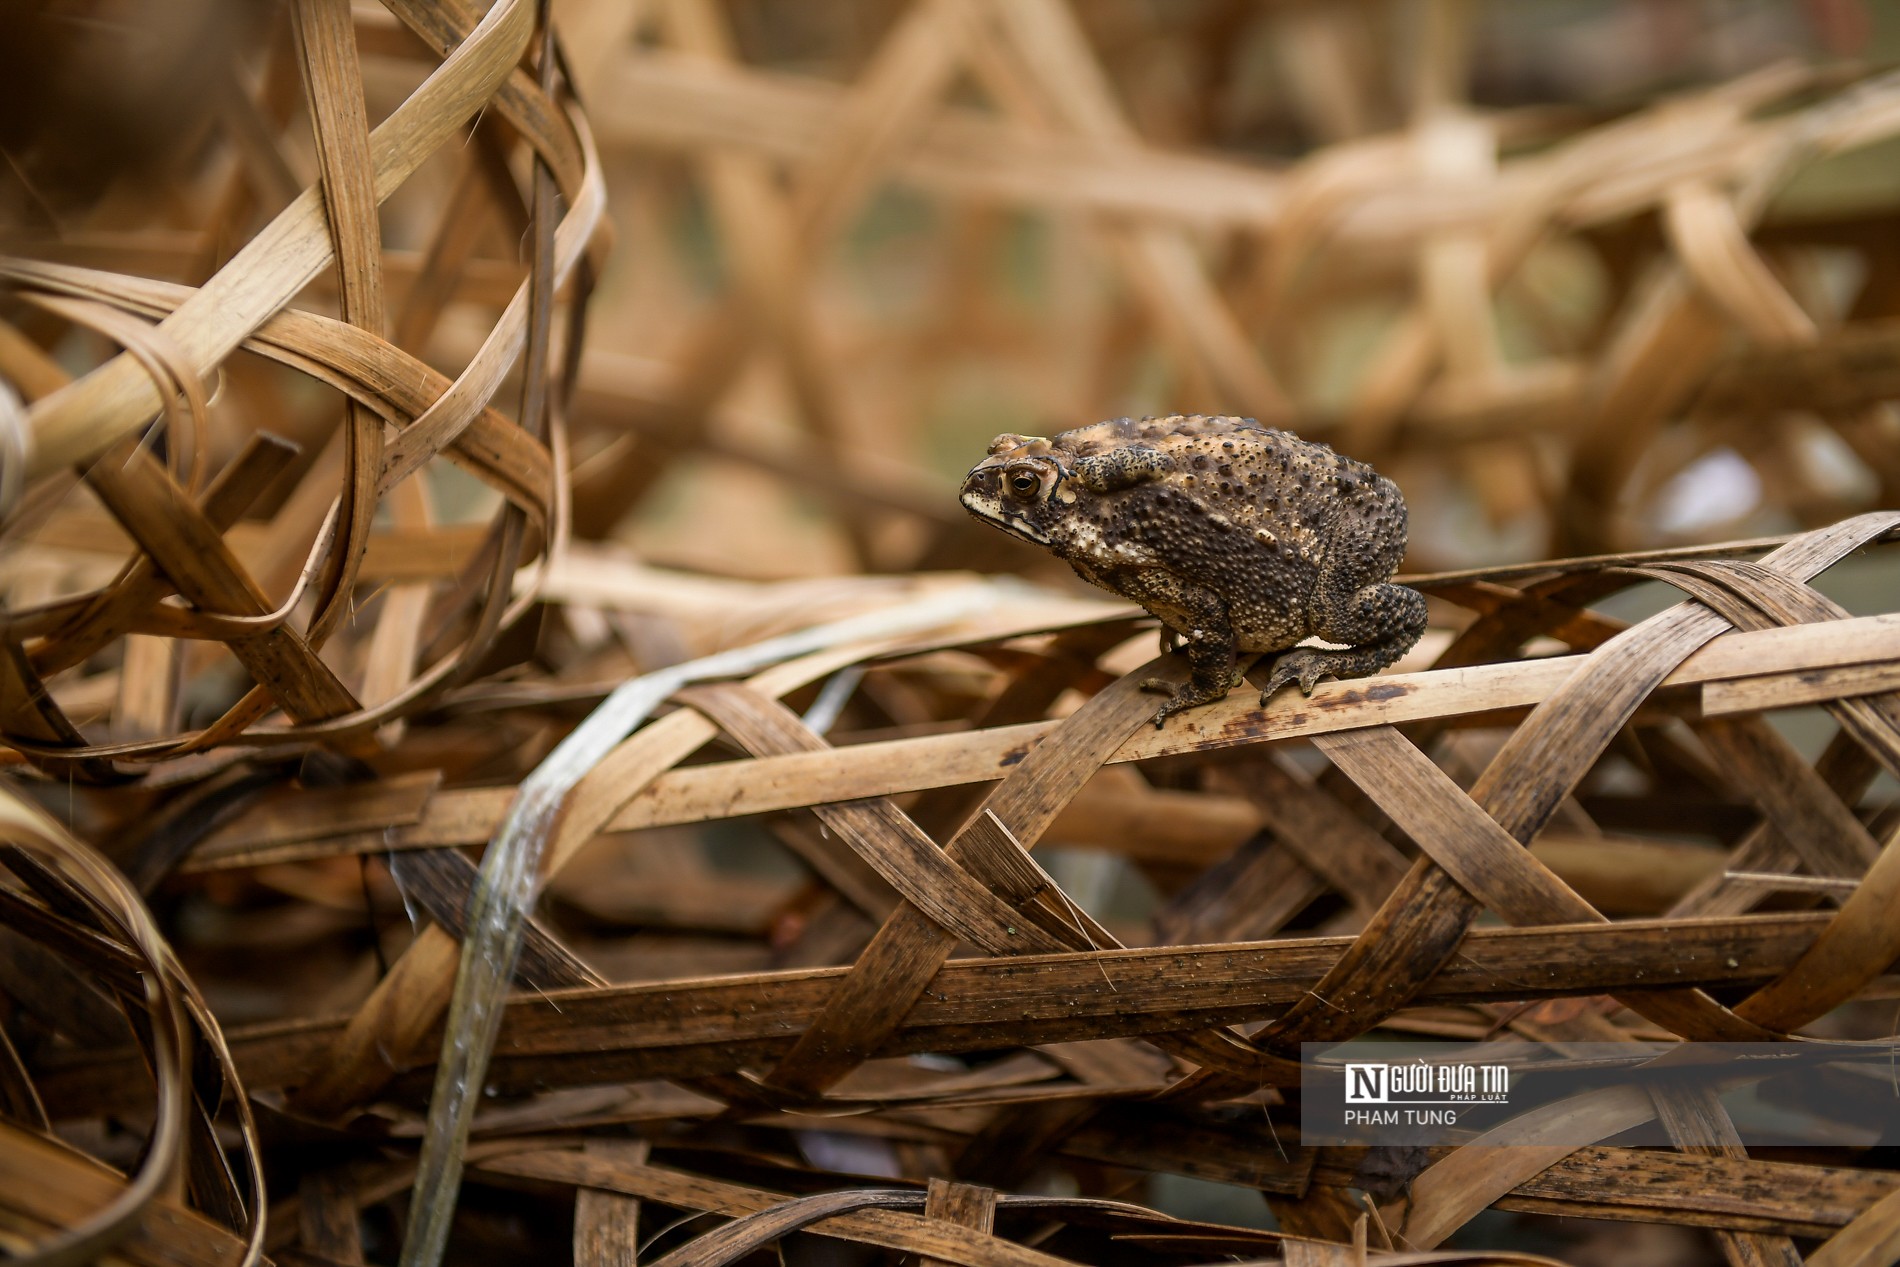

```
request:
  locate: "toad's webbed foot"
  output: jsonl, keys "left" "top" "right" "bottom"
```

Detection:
{"left": 1258, "top": 646, "right": 1340, "bottom": 702}
{"left": 1260, "top": 580, "right": 1429, "bottom": 704}
{"left": 1141, "top": 673, "right": 1237, "bottom": 728}
{"left": 1142, "top": 649, "right": 1245, "bottom": 727}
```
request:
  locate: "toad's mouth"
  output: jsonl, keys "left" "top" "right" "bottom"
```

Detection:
{"left": 959, "top": 491, "right": 1052, "bottom": 546}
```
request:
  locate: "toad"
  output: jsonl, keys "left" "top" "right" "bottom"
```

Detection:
{"left": 961, "top": 414, "right": 1426, "bottom": 726}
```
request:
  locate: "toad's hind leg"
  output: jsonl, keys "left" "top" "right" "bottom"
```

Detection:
{"left": 1260, "top": 521, "right": 1427, "bottom": 702}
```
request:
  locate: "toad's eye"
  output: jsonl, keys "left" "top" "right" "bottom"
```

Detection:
{"left": 1008, "top": 471, "right": 1040, "bottom": 497}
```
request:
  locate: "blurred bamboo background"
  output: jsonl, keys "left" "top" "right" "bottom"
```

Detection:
{"left": 558, "top": 0, "right": 1900, "bottom": 572}
{"left": 2, "top": 2, "right": 1900, "bottom": 1265}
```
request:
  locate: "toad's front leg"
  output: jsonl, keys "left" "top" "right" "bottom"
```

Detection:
{"left": 1118, "top": 574, "right": 1240, "bottom": 727}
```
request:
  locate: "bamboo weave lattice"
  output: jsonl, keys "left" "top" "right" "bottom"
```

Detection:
{"left": 5, "top": 2, "right": 1900, "bottom": 1266}
{"left": 11, "top": 514, "right": 1900, "bottom": 1265}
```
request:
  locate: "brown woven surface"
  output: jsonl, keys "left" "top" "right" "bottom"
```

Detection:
{"left": 5, "top": 3, "right": 1900, "bottom": 1266}
{"left": 8, "top": 516, "right": 1899, "bottom": 1265}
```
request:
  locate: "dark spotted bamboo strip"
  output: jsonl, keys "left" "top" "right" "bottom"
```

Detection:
{"left": 35, "top": 911, "right": 1849, "bottom": 1118}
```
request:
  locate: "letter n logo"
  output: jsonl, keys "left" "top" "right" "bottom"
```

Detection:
{"left": 1345, "top": 1064, "right": 1387, "bottom": 1103}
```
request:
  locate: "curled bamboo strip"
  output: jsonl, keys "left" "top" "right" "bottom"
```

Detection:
{"left": 1, "top": 0, "right": 603, "bottom": 772}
